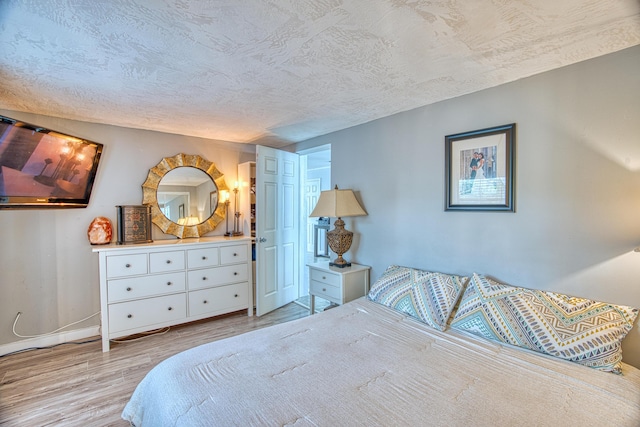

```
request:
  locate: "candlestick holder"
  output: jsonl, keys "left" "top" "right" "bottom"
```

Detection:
{"left": 231, "top": 186, "right": 243, "bottom": 236}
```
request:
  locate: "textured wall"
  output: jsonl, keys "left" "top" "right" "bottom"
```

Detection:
{"left": 299, "top": 46, "right": 640, "bottom": 367}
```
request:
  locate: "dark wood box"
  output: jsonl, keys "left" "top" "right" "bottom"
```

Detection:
{"left": 116, "top": 205, "right": 153, "bottom": 245}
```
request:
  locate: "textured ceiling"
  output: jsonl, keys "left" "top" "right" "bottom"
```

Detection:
{"left": 1, "top": 1, "right": 639, "bottom": 148}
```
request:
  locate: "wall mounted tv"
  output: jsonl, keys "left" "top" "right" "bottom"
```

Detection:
{"left": 0, "top": 115, "right": 104, "bottom": 209}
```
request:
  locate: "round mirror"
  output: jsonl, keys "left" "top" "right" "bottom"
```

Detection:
{"left": 157, "top": 167, "right": 216, "bottom": 224}
{"left": 142, "top": 153, "right": 228, "bottom": 238}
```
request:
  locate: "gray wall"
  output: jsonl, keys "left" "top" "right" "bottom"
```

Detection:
{"left": 0, "top": 113, "right": 254, "bottom": 350}
{"left": 297, "top": 46, "right": 640, "bottom": 367}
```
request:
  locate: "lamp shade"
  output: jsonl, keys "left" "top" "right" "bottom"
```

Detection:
{"left": 309, "top": 186, "right": 367, "bottom": 218}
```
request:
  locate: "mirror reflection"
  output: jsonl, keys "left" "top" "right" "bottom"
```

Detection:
{"left": 157, "top": 167, "right": 218, "bottom": 225}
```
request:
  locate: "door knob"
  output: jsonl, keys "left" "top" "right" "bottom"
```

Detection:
{"left": 259, "top": 237, "right": 267, "bottom": 243}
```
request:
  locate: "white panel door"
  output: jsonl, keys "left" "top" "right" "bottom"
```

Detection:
{"left": 255, "top": 146, "right": 299, "bottom": 316}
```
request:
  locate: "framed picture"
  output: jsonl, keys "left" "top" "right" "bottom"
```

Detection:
{"left": 179, "top": 203, "right": 185, "bottom": 218}
{"left": 445, "top": 123, "right": 515, "bottom": 211}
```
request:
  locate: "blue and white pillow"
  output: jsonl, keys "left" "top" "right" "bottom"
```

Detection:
{"left": 450, "top": 273, "right": 639, "bottom": 374}
{"left": 368, "top": 265, "right": 468, "bottom": 331}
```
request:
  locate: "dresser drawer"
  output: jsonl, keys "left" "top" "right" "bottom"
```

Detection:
{"left": 187, "top": 247, "right": 220, "bottom": 269}
{"left": 108, "top": 293, "right": 186, "bottom": 334}
{"left": 149, "top": 250, "right": 185, "bottom": 273}
{"left": 220, "top": 244, "right": 248, "bottom": 265}
{"left": 107, "top": 272, "right": 186, "bottom": 303}
{"left": 189, "top": 283, "right": 248, "bottom": 317}
{"left": 309, "top": 268, "right": 340, "bottom": 287}
{"left": 188, "top": 264, "right": 249, "bottom": 290}
{"left": 106, "top": 254, "right": 147, "bottom": 278}
{"left": 309, "top": 279, "right": 341, "bottom": 302}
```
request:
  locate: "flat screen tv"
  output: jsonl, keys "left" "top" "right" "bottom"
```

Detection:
{"left": 0, "top": 115, "right": 104, "bottom": 209}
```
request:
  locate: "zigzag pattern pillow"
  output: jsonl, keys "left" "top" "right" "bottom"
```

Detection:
{"left": 450, "top": 273, "right": 639, "bottom": 374}
{"left": 368, "top": 265, "right": 468, "bottom": 331}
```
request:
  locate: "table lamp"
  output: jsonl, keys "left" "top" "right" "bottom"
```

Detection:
{"left": 309, "top": 185, "right": 367, "bottom": 268}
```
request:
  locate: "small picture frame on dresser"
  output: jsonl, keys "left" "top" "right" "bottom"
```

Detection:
{"left": 116, "top": 205, "right": 153, "bottom": 245}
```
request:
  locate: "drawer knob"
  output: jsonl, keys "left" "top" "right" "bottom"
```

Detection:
{"left": 234, "top": 294, "right": 238, "bottom": 298}
{"left": 202, "top": 277, "right": 208, "bottom": 281}
{"left": 322, "top": 276, "right": 326, "bottom": 279}
{"left": 125, "top": 264, "right": 131, "bottom": 268}
{"left": 202, "top": 256, "right": 207, "bottom": 260}
{"left": 203, "top": 300, "right": 208, "bottom": 304}
{"left": 168, "top": 307, "right": 173, "bottom": 311}
{"left": 233, "top": 253, "right": 238, "bottom": 256}
{"left": 322, "top": 288, "right": 327, "bottom": 292}
{"left": 233, "top": 272, "right": 238, "bottom": 276}
{"left": 126, "top": 287, "right": 132, "bottom": 292}
{"left": 127, "top": 314, "right": 132, "bottom": 318}
{"left": 166, "top": 260, "right": 171, "bottom": 264}
{"left": 167, "top": 281, "right": 172, "bottom": 286}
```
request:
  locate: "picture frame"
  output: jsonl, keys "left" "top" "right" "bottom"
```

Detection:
{"left": 445, "top": 123, "right": 515, "bottom": 211}
{"left": 178, "top": 203, "right": 185, "bottom": 218}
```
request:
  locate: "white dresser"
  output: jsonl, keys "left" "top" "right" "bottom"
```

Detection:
{"left": 94, "top": 237, "right": 252, "bottom": 352}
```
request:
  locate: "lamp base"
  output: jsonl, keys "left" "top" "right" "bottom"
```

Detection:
{"left": 327, "top": 218, "right": 354, "bottom": 269}
{"left": 330, "top": 259, "right": 351, "bottom": 268}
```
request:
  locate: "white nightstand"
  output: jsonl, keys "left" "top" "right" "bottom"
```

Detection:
{"left": 307, "top": 262, "right": 371, "bottom": 315}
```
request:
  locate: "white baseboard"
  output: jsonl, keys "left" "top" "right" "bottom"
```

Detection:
{"left": 0, "top": 326, "right": 100, "bottom": 357}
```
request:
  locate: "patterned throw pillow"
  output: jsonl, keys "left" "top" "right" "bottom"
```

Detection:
{"left": 368, "top": 265, "right": 468, "bottom": 331}
{"left": 450, "top": 273, "right": 639, "bottom": 374}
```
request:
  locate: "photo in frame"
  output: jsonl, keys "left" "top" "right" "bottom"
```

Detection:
{"left": 445, "top": 123, "right": 515, "bottom": 211}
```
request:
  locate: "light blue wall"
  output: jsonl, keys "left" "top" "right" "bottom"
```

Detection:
{"left": 297, "top": 46, "right": 640, "bottom": 367}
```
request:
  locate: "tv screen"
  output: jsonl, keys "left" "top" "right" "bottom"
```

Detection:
{"left": 0, "top": 115, "right": 104, "bottom": 209}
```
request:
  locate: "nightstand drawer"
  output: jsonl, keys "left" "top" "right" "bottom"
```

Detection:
{"left": 149, "top": 250, "right": 185, "bottom": 273}
{"left": 107, "top": 272, "right": 186, "bottom": 303}
{"left": 310, "top": 279, "right": 341, "bottom": 301}
{"left": 108, "top": 293, "right": 186, "bottom": 333}
{"left": 106, "top": 254, "right": 147, "bottom": 278}
{"left": 309, "top": 268, "right": 340, "bottom": 287}
{"left": 189, "top": 283, "right": 248, "bottom": 317}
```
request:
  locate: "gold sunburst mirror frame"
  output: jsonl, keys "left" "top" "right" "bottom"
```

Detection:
{"left": 142, "top": 153, "right": 229, "bottom": 238}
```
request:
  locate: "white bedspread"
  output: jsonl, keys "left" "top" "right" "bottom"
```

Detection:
{"left": 122, "top": 298, "right": 640, "bottom": 426}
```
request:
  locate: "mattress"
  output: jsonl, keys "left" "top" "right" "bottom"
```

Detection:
{"left": 122, "top": 298, "right": 640, "bottom": 426}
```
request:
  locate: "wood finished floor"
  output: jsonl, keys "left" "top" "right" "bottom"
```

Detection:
{"left": 0, "top": 302, "right": 312, "bottom": 426}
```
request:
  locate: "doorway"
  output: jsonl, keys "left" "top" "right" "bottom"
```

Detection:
{"left": 296, "top": 144, "right": 331, "bottom": 311}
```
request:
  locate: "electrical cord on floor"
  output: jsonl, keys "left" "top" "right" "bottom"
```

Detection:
{"left": 0, "top": 311, "right": 102, "bottom": 359}
{"left": 3, "top": 311, "right": 171, "bottom": 359}
{"left": 110, "top": 327, "right": 171, "bottom": 343}
{"left": 0, "top": 337, "right": 102, "bottom": 358}
{"left": 12, "top": 311, "right": 100, "bottom": 338}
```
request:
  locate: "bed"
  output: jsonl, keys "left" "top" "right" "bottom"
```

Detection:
{"left": 122, "top": 268, "right": 640, "bottom": 426}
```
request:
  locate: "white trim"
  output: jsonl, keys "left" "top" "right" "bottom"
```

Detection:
{"left": 0, "top": 326, "right": 100, "bottom": 357}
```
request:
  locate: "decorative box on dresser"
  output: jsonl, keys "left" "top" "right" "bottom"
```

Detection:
{"left": 307, "top": 262, "right": 370, "bottom": 315}
{"left": 93, "top": 236, "right": 252, "bottom": 352}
